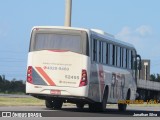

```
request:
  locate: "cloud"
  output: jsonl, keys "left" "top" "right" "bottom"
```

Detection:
{"left": 116, "top": 25, "right": 152, "bottom": 42}
{"left": 135, "top": 25, "right": 152, "bottom": 37}
{"left": 115, "top": 25, "right": 154, "bottom": 58}
{"left": 115, "top": 25, "right": 153, "bottom": 47}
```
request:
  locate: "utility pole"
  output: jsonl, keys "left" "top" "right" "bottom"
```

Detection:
{"left": 64, "top": 0, "right": 72, "bottom": 27}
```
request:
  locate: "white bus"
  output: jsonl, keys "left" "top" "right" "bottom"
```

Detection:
{"left": 26, "top": 26, "right": 141, "bottom": 111}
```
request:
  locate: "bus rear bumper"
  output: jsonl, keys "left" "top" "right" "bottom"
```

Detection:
{"left": 27, "top": 93, "right": 94, "bottom": 104}
{"left": 26, "top": 82, "right": 89, "bottom": 101}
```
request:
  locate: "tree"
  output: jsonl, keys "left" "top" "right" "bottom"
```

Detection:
{"left": 156, "top": 74, "right": 160, "bottom": 82}
{"left": 150, "top": 74, "right": 156, "bottom": 81}
{"left": 0, "top": 76, "right": 25, "bottom": 93}
{"left": 150, "top": 73, "right": 160, "bottom": 82}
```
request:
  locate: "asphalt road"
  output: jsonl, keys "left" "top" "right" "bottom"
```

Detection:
{"left": 0, "top": 105, "right": 159, "bottom": 117}
{"left": 0, "top": 94, "right": 31, "bottom": 98}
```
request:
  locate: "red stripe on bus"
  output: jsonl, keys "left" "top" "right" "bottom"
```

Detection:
{"left": 35, "top": 67, "right": 56, "bottom": 86}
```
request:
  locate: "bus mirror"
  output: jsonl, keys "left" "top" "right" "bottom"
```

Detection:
{"left": 134, "top": 61, "right": 137, "bottom": 70}
{"left": 138, "top": 61, "right": 142, "bottom": 70}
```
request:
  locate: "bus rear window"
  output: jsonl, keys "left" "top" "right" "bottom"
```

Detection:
{"left": 32, "top": 33, "right": 81, "bottom": 53}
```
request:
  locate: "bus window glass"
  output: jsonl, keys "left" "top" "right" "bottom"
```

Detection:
{"left": 128, "top": 50, "right": 132, "bottom": 69}
{"left": 123, "top": 48, "right": 126, "bottom": 68}
{"left": 126, "top": 49, "right": 128, "bottom": 68}
{"left": 93, "top": 39, "right": 97, "bottom": 61}
{"left": 99, "top": 41, "right": 102, "bottom": 63}
{"left": 101, "top": 42, "right": 103, "bottom": 63}
{"left": 106, "top": 43, "right": 109, "bottom": 64}
{"left": 34, "top": 33, "right": 81, "bottom": 53}
{"left": 112, "top": 45, "right": 116, "bottom": 66}
{"left": 97, "top": 41, "right": 99, "bottom": 62}
{"left": 117, "top": 46, "right": 120, "bottom": 67}
{"left": 109, "top": 44, "right": 113, "bottom": 65}
{"left": 131, "top": 51, "right": 133, "bottom": 69}
{"left": 121, "top": 48, "right": 123, "bottom": 68}
{"left": 103, "top": 42, "right": 106, "bottom": 64}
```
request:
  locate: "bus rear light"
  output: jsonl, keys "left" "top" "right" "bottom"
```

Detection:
{"left": 27, "top": 66, "right": 33, "bottom": 84}
{"left": 79, "top": 69, "right": 88, "bottom": 87}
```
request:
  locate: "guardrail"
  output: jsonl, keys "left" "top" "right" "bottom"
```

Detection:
{"left": 137, "top": 79, "right": 160, "bottom": 91}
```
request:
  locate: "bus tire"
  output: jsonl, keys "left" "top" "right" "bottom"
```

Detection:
{"left": 52, "top": 100, "right": 63, "bottom": 109}
{"left": 89, "top": 87, "right": 108, "bottom": 112}
{"left": 118, "top": 103, "right": 127, "bottom": 111}
{"left": 118, "top": 90, "right": 130, "bottom": 111}
{"left": 76, "top": 103, "right": 85, "bottom": 109}
{"left": 45, "top": 100, "right": 53, "bottom": 108}
{"left": 99, "top": 88, "right": 108, "bottom": 111}
{"left": 89, "top": 103, "right": 97, "bottom": 112}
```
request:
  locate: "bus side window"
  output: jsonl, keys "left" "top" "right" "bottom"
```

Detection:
{"left": 99, "top": 41, "right": 102, "bottom": 63}
{"left": 126, "top": 49, "right": 128, "bottom": 68}
{"left": 109, "top": 44, "right": 113, "bottom": 65}
{"left": 112, "top": 45, "right": 116, "bottom": 66}
{"left": 101, "top": 42, "right": 103, "bottom": 63}
{"left": 106, "top": 43, "right": 109, "bottom": 64}
{"left": 128, "top": 50, "right": 132, "bottom": 69}
{"left": 123, "top": 48, "right": 126, "bottom": 68}
{"left": 117, "top": 46, "right": 121, "bottom": 67}
{"left": 121, "top": 47, "right": 123, "bottom": 68}
{"left": 93, "top": 39, "right": 97, "bottom": 61}
{"left": 97, "top": 40, "right": 99, "bottom": 62}
{"left": 103, "top": 42, "right": 106, "bottom": 64}
{"left": 131, "top": 51, "right": 133, "bottom": 69}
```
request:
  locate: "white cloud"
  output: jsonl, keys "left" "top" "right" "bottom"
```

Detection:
{"left": 135, "top": 25, "right": 152, "bottom": 37}
{"left": 116, "top": 25, "right": 152, "bottom": 42}
{"left": 115, "top": 25, "right": 155, "bottom": 58}
{"left": 115, "top": 25, "right": 153, "bottom": 47}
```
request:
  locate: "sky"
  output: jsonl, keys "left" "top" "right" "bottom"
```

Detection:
{"left": 0, "top": 0, "right": 160, "bottom": 80}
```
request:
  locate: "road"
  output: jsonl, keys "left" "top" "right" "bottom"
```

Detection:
{"left": 0, "top": 105, "right": 159, "bottom": 117}
{"left": 0, "top": 94, "right": 159, "bottom": 117}
{"left": 0, "top": 94, "right": 31, "bottom": 98}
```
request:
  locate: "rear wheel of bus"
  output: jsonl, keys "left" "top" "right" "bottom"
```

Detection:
{"left": 45, "top": 99, "right": 63, "bottom": 109}
{"left": 45, "top": 100, "right": 53, "bottom": 109}
{"left": 89, "top": 88, "right": 108, "bottom": 112}
{"left": 76, "top": 103, "right": 85, "bottom": 109}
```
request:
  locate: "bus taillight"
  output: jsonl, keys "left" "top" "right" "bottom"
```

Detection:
{"left": 27, "top": 66, "right": 33, "bottom": 84}
{"left": 79, "top": 69, "right": 88, "bottom": 87}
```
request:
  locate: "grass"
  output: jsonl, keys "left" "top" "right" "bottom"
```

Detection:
{"left": 0, "top": 97, "right": 159, "bottom": 107}
{"left": 0, "top": 97, "right": 44, "bottom": 106}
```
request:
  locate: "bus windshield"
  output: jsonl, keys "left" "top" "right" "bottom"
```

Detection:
{"left": 30, "top": 29, "right": 89, "bottom": 55}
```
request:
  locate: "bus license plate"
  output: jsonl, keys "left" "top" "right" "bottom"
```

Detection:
{"left": 50, "top": 90, "right": 61, "bottom": 95}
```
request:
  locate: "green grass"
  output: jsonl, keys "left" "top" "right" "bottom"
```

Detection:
{"left": 0, "top": 97, "right": 44, "bottom": 106}
{"left": 0, "top": 97, "right": 159, "bottom": 107}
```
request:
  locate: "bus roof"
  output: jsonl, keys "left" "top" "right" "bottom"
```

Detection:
{"left": 32, "top": 26, "right": 135, "bottom": 49}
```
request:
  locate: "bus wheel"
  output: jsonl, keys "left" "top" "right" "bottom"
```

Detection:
{"left": 76, "top": 103, "right": 85, "bottom": 109}
{"left": 89, "top": 103, "right": 97, "bottom": 112}
{"left": 118, "top": 90, "right": 130, "bottom": 111}
{"left": 89, "top": 102, "right": 106, "bottom": 112}
{"left": 118, "top": 103, "right": 127, "bottom": 111}
{"left": 89, "top": 89, "right": 108, "bottom": 112}
{"left": 99, "top": 89, "right": 108, "bottom": 112}
{"left": 52, "top": 100, "right": 63, "bottom": 109}
{"left": 45, "top": 100, "right": 53, "bottom": 108}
